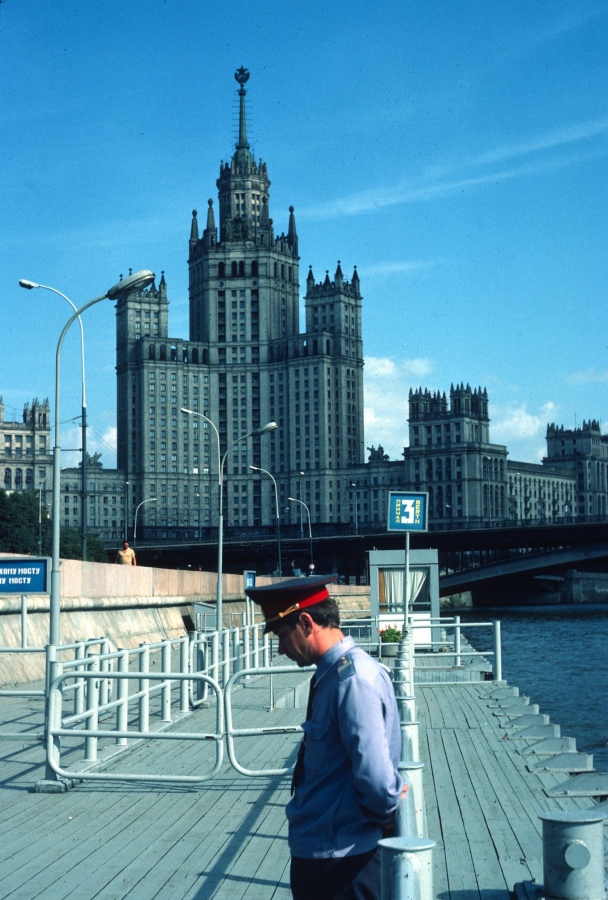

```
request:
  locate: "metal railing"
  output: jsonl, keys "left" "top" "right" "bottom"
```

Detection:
{"left": 4, "top": 612, "right": 502, "bottom": 799}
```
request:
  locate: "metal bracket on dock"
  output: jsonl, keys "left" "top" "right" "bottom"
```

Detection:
{"left": 505, "top": 713, "right": 551, "bottom": 729}
{"left": 547, "top": 772, "right": 608, "bottom": 798}
{"left": 522, "top": 737, "right": 577, "bottom": 757}
{"left": 527, "top": 753, "right": 594, "bottom": 774}
{"left": 509, "top": 724, "right": 561, "bottom": 740}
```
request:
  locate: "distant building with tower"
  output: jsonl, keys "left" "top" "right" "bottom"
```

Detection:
{"left": 0, "top": 397, "right": 52, "bottom": 498}
{"left": 114, "top": 67, "right": 366, "bottom": 550}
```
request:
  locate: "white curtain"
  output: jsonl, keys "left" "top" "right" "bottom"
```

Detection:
{"left": 381, "top": 568, "right": 427, "bottom": 613}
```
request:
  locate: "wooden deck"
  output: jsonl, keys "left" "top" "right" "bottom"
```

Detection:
{"left": 0, "top": 657, "right": 605, "bottom": 898}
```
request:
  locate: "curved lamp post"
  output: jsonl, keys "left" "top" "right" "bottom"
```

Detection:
{"left": 250, "top": 465, "right": 282, "bottom": 578}
{"left": 19, "top": 280, "right": 89, "bottom": 559}
{"left": 133, "top": 497, "right": 157, "bottom": 548}
{"left": 182, "top": 409, "right": 277, "bottom": 630}
{"left": 19, "top": 269, "right": 155, "bottom": 647}
{"left": 288, "top": 497, "right": 313, "bottom": 573}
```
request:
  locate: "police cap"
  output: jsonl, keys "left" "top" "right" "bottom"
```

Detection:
{"left": 245, "top": 574, "right": 338, "bottom": 632}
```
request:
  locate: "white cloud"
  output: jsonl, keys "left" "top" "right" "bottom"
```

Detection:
{"left": 300, "top": 114, "right": 608, "bottom": 220}
{"left": 363, "top": 356, "right": 436, "bottom": 459}
{"left": 361, "top": 260, "right": 437, "bottom": 277}
{"left": 471, "top": 116, "right": 608, "bottom": 167}
{"left": 566, "top": 368, "right": 608, "bottom": 385}
{"left": 60, "top": 423, "right": 118, "bottom": 469}
{"left": 490, "top": 401, "right": 563, "bottom": 462}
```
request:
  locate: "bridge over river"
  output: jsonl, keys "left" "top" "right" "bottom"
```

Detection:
{"left": 134, "top": 520, "right": 608, "bottom": 607}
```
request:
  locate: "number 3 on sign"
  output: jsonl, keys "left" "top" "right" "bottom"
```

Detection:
{"left": 400, "top": 499, "right": 415, "bottom": 524}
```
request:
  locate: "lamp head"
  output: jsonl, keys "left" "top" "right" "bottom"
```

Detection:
{"left": 253, "top": 421, "right": 278, "bottom": 436}
{"left": 19, "top": 279, "right": 39, "bottom": 290}
{"left": 106, "top": 269, "right": 155, "bottom": 300}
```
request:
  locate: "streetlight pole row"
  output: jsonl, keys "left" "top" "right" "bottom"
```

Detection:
{"left": 181, "top": 409, "right": 277, "bottom": 631}
{"left": 20, "top": 270, "right": 156, "bottom": 647}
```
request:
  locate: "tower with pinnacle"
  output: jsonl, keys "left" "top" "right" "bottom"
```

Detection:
{"left": 115, "top": 69, "right": 365, "bottom": 548}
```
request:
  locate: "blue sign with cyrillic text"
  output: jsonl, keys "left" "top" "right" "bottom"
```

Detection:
{"left": 0, "top": 558, "right": 50, "bottom": 594}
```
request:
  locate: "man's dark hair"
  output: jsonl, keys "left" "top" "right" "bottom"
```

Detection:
{"left": 277, "top": 597, "right": 340, "bottom": 632}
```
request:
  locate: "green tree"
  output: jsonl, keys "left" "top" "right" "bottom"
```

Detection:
{"left": 0, "top": 490, "right": 109, "bottom": 561}
{"left": 0, "top": 489, "right": 51, "bottom": 555}
{"left": 60, "top": 528, "right": 109, "bottom": 562}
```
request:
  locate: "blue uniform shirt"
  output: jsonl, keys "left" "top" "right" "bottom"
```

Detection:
{"left": 286, "top": 635, "right": 403, "bottom": 859}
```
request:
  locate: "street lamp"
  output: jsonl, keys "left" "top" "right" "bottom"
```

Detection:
{"left": 182, "top": 408, "right": 277, "bottom": 630}
{"left": 349, "top": 481, "right": 358, "bottom": 534}
{"left": 19, "top": 280, "right": 88, "bottom": 559}
{"left": 288, "top": 497, "right": 313, "bottom": 573}
{"left": 250, "top": 465, "right": 282, "bottom": 577}
{"left": 20, "top": 269, "right": 155, "bottom": 647}
{"left": 133, "top": 497, "right": 156, "bottom": 548}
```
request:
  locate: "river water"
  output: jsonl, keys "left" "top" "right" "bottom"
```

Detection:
{"left": 457, "top": 603, "right": 608, "bottom": 772}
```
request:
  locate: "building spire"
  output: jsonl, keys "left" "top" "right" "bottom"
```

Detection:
{"left": 233, "top": 66, "right": 253, "bottom": 169}
{"left": 287, "top": 206, "right": 298, "bottom": 256}
{"left": 235, "top": 66, "right": 250, "bottom": 152}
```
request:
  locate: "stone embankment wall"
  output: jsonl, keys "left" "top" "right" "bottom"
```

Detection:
{"left": 0, "top": 556, "right": 370, "bottom": 686}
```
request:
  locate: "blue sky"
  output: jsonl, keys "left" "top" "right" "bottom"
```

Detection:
{"left": 1, "top": 0, "right": 606, "bottom": 469}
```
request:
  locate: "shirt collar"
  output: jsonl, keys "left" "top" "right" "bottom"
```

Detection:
{"left": 314, "top": 634, "right": 355, "bottom": 684}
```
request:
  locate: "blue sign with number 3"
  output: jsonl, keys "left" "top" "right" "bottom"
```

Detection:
{"left": 386, "top": 492, "right": 429, "bottom": 532}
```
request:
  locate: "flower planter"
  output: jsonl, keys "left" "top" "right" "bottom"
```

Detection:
{"left": 380, "top": 643, "right": 399, "bottom": 657}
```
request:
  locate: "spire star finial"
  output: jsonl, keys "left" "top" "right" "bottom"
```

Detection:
{"left": 235, "top": 66, "right": 250, "bottom": 87}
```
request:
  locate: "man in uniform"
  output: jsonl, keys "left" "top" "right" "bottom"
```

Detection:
{"left": 116, "top": 541, "right": 136, "bottom": 566}
{"left": 245, "top": 574, "right": 403, "bottom": 900}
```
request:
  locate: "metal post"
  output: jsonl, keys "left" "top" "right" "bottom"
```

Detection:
{"left": 179, "top": 637, "right": 189, "bottom": 713}
{"left": 397, "top": 761, "right": 427, "bottom": 838}
{"left": 44, "top": 644, "right": 59, "bottom": 782}
{"left": 379, "top": 837, "right": 436, "bottom": 900}
{"left": 81, "top": 401, "right": 87, "bottom": 559}
{"left": 116, "top": 649, "right": 129, "bottom": 746}
{"left": 139, "top": 644, "right": 149, "bottom": 733}
{"left": 99, "top": 638, "right": 110, "bottom": 707}
{"left": 221, "top": 630, "right": 230, "bottom": 687}
{"left": 85, "top": 656, "right": 99, "bottom": 762}
{"left": 74, "top": 642, "right": 86, "bottom": 716}
{"left": 492, "top": 619, "right": 502, "bottom": 681}
{"left": 161, "top": 640, "right": 172, "bottom": 722}
{"left": 454, "top": 615, "right": 461, "bottom": 667}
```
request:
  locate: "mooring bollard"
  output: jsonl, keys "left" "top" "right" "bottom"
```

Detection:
{"left": 379, "top": 836, "right": 436, "bottom": 900}
{"left": 539, "top": 809, "right": 607, "bottom": 900}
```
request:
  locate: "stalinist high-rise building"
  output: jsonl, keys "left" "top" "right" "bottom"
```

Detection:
{"left": 115, "top": 68, "right": 364, "bottom": 544}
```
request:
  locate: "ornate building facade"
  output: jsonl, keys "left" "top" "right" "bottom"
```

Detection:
{"left": 115, "top": 69, "right": 365, "bottom": 544}
{"left": 0, "top": 397, "right": 52, "bottom": 498}
{"left": 545, "top": 420, "right": 608, "bottom": 520}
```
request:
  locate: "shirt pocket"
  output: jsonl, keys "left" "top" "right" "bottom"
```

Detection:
{"left": 302, "top": 719, "right": 330, "bottom": 773}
